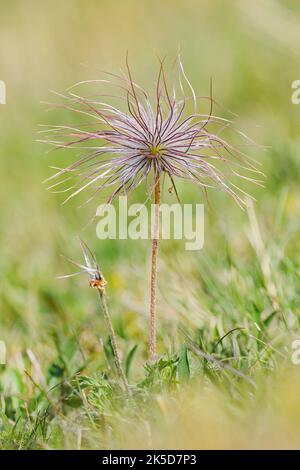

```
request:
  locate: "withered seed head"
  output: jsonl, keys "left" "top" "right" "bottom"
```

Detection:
{"left": 58, "top": 239, "right": 106, "bottom": 291}
{"left": 43, "top": 55, "right": 262, "bottom": 208}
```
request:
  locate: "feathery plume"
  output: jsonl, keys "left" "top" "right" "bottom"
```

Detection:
{"left": 42, "top": 55, "right": 261, "bottom": 208}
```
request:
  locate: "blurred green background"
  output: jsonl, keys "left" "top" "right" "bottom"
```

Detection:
{"left": 1, "top": 0, "right": 300, "bottom": 359}
{"left": 1, "top": 0, "right": 300, "bottom": 449}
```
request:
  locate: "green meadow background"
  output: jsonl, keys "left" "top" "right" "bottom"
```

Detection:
{"left": 1, "top": 0, "right": 300, "bottom": 449}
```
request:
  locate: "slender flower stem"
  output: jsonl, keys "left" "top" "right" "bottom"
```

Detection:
{"left": 149, "top": 173, "right": 160, "bottom": 360}
{"left": 97, "top": 288, "right": 131, "bottom": 396}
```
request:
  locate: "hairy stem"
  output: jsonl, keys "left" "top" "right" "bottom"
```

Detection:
{"left": 97, "top": 288, "right": 130, "bottom": 396}
{"left": 149, "top": 173, "right": 160, "bottom": 360}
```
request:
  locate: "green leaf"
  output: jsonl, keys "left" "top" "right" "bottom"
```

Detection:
{"left": 125, "top": 344, "right": 138, "bottom": 378}
{"left": 178, "top": 345, "right": 190, "bottom": 382}
{"left": 48, "top": 363, "right": 64, "bottom": 379}
{"left": 104, "top": 337, "right": 115, "bottom": 371}
{"left": 64, "top": 395, "right": 82, "bottom": 408}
